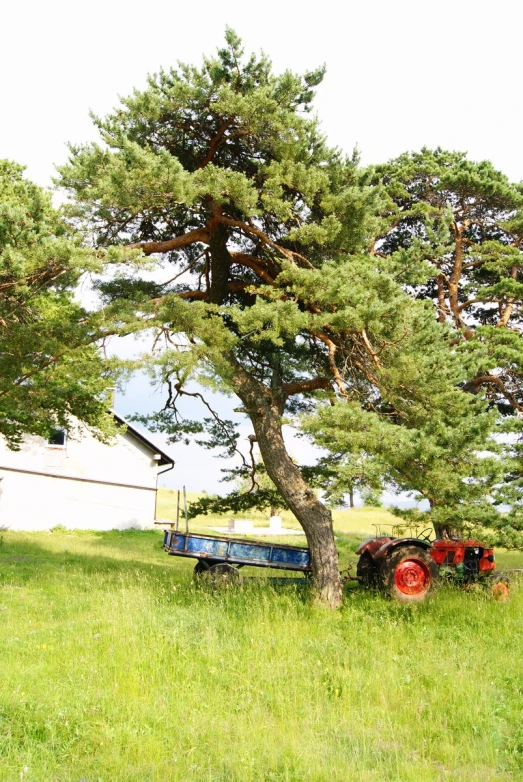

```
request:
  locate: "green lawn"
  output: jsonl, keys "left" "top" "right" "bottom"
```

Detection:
{"left": 0, "top": 526, "right": 522, "bottom": 781}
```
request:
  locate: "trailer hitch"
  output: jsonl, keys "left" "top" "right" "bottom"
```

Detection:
{"left": 339, "top": 563, "right": 359, "bottom": 584}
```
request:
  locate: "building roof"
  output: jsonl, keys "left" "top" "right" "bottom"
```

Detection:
{"left": 112, "top": 412, "right": 174, "bottom": 467}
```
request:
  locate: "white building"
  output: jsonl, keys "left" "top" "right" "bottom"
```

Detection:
{"left": 0, "top": 413, "right": 174, "bottom": 531}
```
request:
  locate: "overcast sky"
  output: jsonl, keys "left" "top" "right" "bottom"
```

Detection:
{"left": 2, "top": 0, "right": 521, "bottom": 498}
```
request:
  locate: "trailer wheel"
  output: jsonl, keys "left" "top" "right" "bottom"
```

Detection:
{"left": 202, "top": 563, "right": 243, "bottom": 588}
{"left": 194, "top": 560, "right": 211, "bottom": 577}
{"left": 380, "top": 545, "right": 439, "bottom": 603}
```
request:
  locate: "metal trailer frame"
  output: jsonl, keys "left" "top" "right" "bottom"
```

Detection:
{"left": 163, "top": 529, "right": 312, "bottom": 573}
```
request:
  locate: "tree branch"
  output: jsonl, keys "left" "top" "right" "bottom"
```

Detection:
{"left": 169, "top": 381, "right": 255, "bottom": 475}
{"left": 167, "top": 280, "right": 253, "bottom": 302}
{"left": 465, "top": 374, "right": 523, "bottom": 412}
{"left": 312, "top": 331, "right": 350, "bottom": 398}
{"left": 457, "top": 298, "right": 488, "bottom": 312}
{"left": 197, "top": 119, "right": 232, "bottom": 169}
{"left": 127, "top": 226, "right": 210, "bottom": 255}
{"left": 360, "top": 328, "right": 382, "bottom": 369}
{"left": 161, "top": 250, "right": 207, "bottom": 286}
{"left": 0, "top": 262, "right": 67, "bottom": 294}
{"left": 230, "top": 252, "right": 277, "bottom": 285}
{"left": 282, "top": 376, "right": 332, "bottom": 397}
{"left": 497, "top": 265, "right": 519, "bottom": 327}
{"left": 218, "top": 216, "right": 314, "bottom": 269}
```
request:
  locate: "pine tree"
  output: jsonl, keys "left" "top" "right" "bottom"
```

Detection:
{"left": 57, "top": 33, "right": 489, "bottom": 601}
{"left": 0, "top": 160, "right": 117, "bottom": 448}
{"left": 373, "top": 148, "right": 523, "bottom": 411}
{"left": 367, "top": 149, "right": 523, "bottom": 540}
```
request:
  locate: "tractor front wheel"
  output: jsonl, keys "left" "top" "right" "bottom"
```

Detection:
{"left": 380, "top": 545, "right": 439, "bottom": 603}
{"left": 356, "top": 553, "right": 379, "bottom": 588}
{"left": 488, "top": 574, "right": 510, "bottom": 601}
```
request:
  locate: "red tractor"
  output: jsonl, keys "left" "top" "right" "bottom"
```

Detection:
{"left": 355, "top": 525, "right": 510, "bottom": 603}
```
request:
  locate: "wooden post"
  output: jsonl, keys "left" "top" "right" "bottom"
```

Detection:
{"left": 183, "top": 486, "right": 189, "bottom": 533}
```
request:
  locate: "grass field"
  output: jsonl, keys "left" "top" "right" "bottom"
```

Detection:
{"left": 156, "top": 488, "right": 399, "bottom": 536}
{"left": 0, "top": 517, "right": 522, "bottom": 781}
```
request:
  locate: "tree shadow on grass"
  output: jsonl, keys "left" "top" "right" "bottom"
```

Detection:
{"left": 0, "top": 531, "right": 315, "bottom": 604}
{"left": 0, "top": 530, "right": 189, "bottom": 584}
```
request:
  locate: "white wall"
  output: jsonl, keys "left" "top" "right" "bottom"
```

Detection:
{"left": 0, "top": 422, "right": 167, "bottom": 531}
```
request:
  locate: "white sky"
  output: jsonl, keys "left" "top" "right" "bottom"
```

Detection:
{"left": 2, "top": 0, "right": 521, "bottom": 498}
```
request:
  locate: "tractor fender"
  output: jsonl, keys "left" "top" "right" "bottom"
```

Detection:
{"left": 356, "top": 537, "right": 394, "bottom": 556}
{"left": 373, "top": 537, "right": 432, "bottom": 561}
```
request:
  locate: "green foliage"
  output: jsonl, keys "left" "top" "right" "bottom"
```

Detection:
{"left": 362, "top": 148, "right": 523, "bottom": 541}
{"left": 187, "top": 459, "right": 289, "bottom": 519}
{"left": 360, "top": 486, "right": 383, "bottom": 507}
{"left": 58, "top": 29, "right": 367, "bottom": 252}
{"left": 56, "top": 30, "right": 383, "bottom": 413}
{"left": 371, "top": 148, "right": 523, "bottom": 419}
{"left": 56, "top": 34, "right": 521, "bottom": 549}
{"left": 0, "top": 161, "right": 118, "bottom": 448}
{"left": 304, "top": 393, "right": 499, "bottom": 534}
{"left": 187, "top": 485, "right": 285, "bottom": 520}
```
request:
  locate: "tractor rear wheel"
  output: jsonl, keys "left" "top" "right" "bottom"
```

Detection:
{"left": 380, "top": 545, "right": 439, "bottom": 603}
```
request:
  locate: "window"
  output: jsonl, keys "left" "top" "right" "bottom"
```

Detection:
{"left": 47, "top": 429, "right": 66, "bottom": 447}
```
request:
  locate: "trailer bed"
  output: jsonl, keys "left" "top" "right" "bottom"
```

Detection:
{"left": 163, "top": 529, "right": 311, "bottom": 572}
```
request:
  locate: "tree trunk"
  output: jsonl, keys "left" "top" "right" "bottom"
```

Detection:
{"left": 497, "top": 265, "right": 518, "bottom": 327}
{"left": 430, "top": 499, "right": 460, "bottom": 540}
{"left": 208, "top": 222, "right": 232, "bottom": 304}
{"left": 349, "top": 488, "right": 354, "bottom": 508}
{"left": 436, "top": 274, "right": 448, "bottom": 323}
{"left": 433, "top": 522, "right": 461, "bottom": 540}
{"left": 230, "top": 360, "right": 343, "bottom": 607}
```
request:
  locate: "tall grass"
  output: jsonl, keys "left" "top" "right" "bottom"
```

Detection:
{"left": 0, "top": 529, "right": 521, "bottom": 781}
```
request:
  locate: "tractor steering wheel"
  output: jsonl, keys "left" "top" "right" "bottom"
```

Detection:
{"left": 418, "top": 528, "right": 433, "bottom": 543}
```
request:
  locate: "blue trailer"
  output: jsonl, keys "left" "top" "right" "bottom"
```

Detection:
{"left": 162, "top": 529, "right": 311, "bottom": 583}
